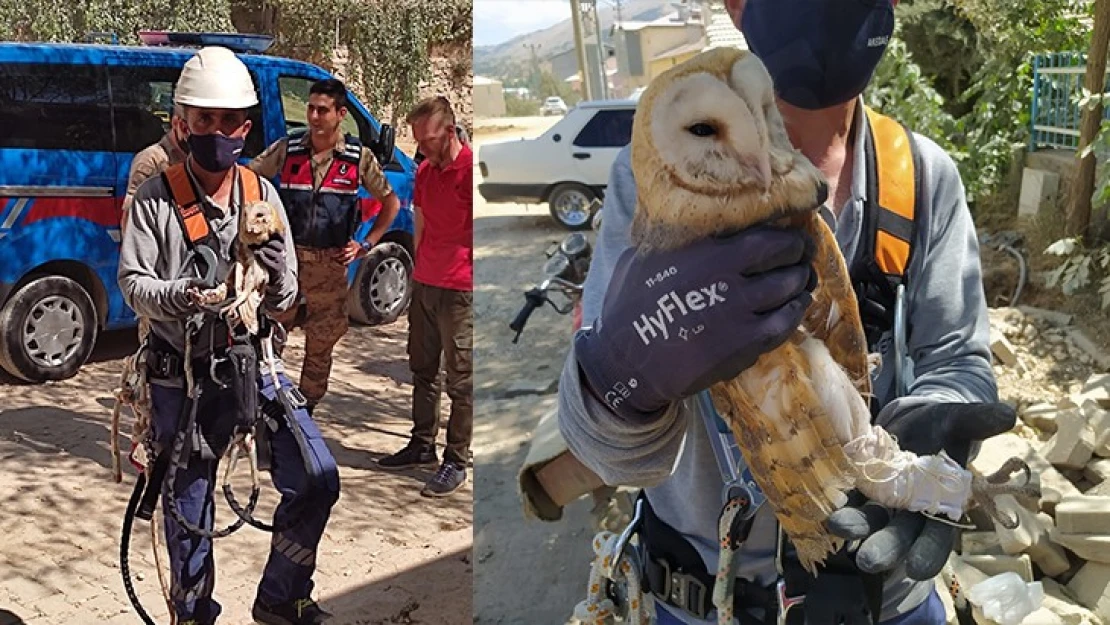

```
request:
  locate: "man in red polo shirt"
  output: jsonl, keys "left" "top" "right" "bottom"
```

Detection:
{"left": 378, "top": 96, "right": 473, "bottom": 498}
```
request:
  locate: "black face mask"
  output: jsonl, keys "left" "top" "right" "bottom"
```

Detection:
{"left": 187, "top": 132, "right": 244, "bottom": 172}
{"left": 739, "top": 0, "right": 895, "bottom": 110}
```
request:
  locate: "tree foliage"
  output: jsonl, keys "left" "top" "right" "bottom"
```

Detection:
{"left": 894, "top": 0, "right": 982, "bottom": 117}
{"left": 0, "top": 0, "right": 471, "bottom": 130}
{"left": 870, "top": 0, "right": 1091, "bottom": 211}
{"left": 864, "top": 21, "right": 961, "bottom": 159}
{"left": 0, "top": 0, "right": 233, "bottom": 42}
{"left": 266, "top": 0, "right": 472, "bottom": 127}
{"left": 945, "top": 0, "right": 1090, "bottom": 206}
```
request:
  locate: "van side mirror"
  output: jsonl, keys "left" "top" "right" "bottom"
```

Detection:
{"left": 370, "top": 124, "right": 396, "bottom": 167}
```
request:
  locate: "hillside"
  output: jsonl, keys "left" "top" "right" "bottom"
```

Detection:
{"left": 474, "top": 0, "right": 675, "bottom": 80}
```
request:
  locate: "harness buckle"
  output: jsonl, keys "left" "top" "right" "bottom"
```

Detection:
{"left": 657, "top": 558, "right": 709, "bottom": 619}
{"left": 152, "top": 352, "right": 178, "bottom": 378}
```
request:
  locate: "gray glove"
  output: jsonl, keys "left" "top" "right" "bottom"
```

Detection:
{"left": 574, "top": 225, "right": 817, "bottom": 422}
{"left": 827, "top": 402, "right": 1017, "bottom": 580}
{"left": 252, "top": 235, "right": 286, "bottom": 287}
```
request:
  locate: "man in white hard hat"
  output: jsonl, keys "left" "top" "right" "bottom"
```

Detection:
{"left": 119, "top": 46, "right": 339, "bottom": 625}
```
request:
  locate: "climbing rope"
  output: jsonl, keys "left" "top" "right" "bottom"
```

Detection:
{"left": 111, "top": 343, "right": 153, "bottom": 484}
{"left": 115, "top": 337, "right": 176, "bottom": 624}
{"left": 573, "top": 530, "right": 652, "bottom": 625}
{"left": 712, "top": 495, "right": 756, "bottom": 625}
{"left": 159, "top": 320, "right": 262, "bottom": 540}
{"left": 221, "top": 331, "right": 308, "bottom": 534}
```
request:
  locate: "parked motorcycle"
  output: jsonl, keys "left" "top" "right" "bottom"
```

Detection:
{"left": 509, "top": 230, "right": 590, "bottom": 344}
{"left": 511, "top": 209, "right": 635, "bottom": 533}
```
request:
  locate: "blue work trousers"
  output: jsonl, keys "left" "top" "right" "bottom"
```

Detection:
{"left": 150, "top": 368, "right": 340, "bottom": 623}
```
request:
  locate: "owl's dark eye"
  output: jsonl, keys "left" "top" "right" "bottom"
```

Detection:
{"left": 687, "top": 122, "right": 717, "bottom": 137}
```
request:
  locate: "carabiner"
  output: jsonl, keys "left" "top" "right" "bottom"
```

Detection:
{"left": 605, "top": 496, "right": 645, "bottom": 579}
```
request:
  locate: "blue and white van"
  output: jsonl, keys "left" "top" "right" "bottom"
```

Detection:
{"left": 0, "top": 32, "right": 417, "bottom": 382}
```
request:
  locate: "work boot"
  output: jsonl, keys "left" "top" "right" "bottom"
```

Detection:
{"left": 421, "top": 460, "right": 467, "bottom": 497}
{"left": 377, "top": 441, "right": 438, "bottom": 470}
{"left": 252, "top": 596, "right": 331, "bottom": 624}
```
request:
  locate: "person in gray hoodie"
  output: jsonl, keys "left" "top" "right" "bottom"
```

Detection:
{"left": 558, "top": 1, "right": 1016, "bottom": 624}
{"left": 119, "top": 46, "right": 339, "bottom": 625}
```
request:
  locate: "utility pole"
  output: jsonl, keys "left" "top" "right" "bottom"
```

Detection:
{"left": 1069, "top": 0, "right": 1110, "bottom": 239}
{"left": 523, "top": 42, "right": 542, "bottom": 98}
{"left": 591, "top": 0, "right": 609, "bottom": 99}
{"left": 570, "top": 0, "right": 593, "bottom": 100}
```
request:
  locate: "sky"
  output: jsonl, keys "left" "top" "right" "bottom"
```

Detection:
{"left": 473, "top": 0, "right": 573, "bottom": 47}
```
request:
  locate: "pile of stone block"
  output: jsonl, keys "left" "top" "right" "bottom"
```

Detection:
{"left": 941, "top": 371, "right": 1110, "bottom": 625}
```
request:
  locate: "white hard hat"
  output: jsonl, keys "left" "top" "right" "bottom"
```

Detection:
{"left": 174, "top": 46, "right": 258, "bottom": 109}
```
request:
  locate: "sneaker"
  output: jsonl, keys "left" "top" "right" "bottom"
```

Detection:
{"left": 252, "top": 596, "right": 332, "bottom": 624}
{"left": 378, "top": 442, "right": 438, "bottom": 470}
{"left": 421, "top": 461, "right": 467, "bottom": 497}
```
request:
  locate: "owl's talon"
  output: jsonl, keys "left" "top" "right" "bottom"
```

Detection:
{"left": 970, "top": 457, "right": 1041, "bottom": 530}
{"left": 986, "top": 457, "right": 1031, "bottom": 486}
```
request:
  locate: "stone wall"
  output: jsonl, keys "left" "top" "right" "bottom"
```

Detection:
{"left": 331, "top": 42, "right": 473, "bottom": 147}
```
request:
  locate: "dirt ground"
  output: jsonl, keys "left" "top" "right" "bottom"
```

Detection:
{"left": 0, "top": 317, "right": 471, "bottom": 625}
{"left": 471, "top": 116, "right": 600, "bottom": 625}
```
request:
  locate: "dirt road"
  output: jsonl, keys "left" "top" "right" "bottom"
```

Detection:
{"left": 0, "top": 317, "right": 471, "bottom": 624}
{"left": 471, "top": 116, "right": 600, "bottom": 624}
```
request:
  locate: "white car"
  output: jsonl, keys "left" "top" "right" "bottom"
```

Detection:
{"left": 540, "top": 96, "right": 568, "bottom": 116}
{"left": 478, "top": 99, "right": 636, "bottom": 230}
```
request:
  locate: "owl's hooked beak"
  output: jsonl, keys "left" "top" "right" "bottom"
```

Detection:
{"left": 738, "top": 153, "right": 773, "bottom": 194}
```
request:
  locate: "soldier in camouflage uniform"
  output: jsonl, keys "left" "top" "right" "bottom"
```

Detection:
{"left": 122, "top": 104, "right": 190, "bottom": 229}
{"left": 249, "top": 78, "right": 400, "bottom": 413}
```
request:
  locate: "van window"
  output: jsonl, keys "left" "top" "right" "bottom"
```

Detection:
{"left": 572, "top": 109, "right": 635, "bottom": 149}
{"left": 109, "top": 65, "right": 266, "bottom": 157}
{"left": 0, "top": 63, "right": 112, "bottom": 151}
{"left": 108, "top": 66, "right": 179, "bottom": 153}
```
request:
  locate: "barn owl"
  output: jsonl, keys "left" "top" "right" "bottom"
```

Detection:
{"left": 629, "top": 46, "right": 1038, "bottom": 574}
{"left": 188, "top": 199, "right": 285, "bottom": 336}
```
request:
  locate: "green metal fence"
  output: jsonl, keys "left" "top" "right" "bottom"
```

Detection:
{"left": 1030, "top": 52, "right": 1110, "bottom": 151}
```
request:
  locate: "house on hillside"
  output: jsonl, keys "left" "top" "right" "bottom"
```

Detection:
{"left": 564, "top": 59, "right": 620, "bottom": 97}
{"left": 549, "top": 41, "right": 617, "bottom": 98}
{"left": 609, "top": 1, "right": 746, "bottom": 91}
{"left": 474, "top": 75, "right": 506, "bottom": 118}
{"left": 610, "top": 6, "right": 704, "bottom": 91}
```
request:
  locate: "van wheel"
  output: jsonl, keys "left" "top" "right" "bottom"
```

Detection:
{"left": 347, "top": 242, "right": 414, "bottom": 326}
{"left": 0, "top": 276, "right": 98, "bottom": 382}
{"left": 548, "top": 183, "right": 598, "bottom": 231}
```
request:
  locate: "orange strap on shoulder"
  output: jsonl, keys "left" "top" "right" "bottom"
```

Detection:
{"left": 163, "top": 163, "right": 211, "bottom": 245}
{"left": 864, "top": 106, "right": 917, "bottom": 278}
{"left": 237, "top": 165, "right": 262, "bottom": 203}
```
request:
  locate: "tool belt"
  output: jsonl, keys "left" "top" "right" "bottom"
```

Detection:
{"left": 145, "top": 332, "right": 259, "bottom": 461}
{"left": 639, "top": 494, "right": 885, "bottom": 625}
